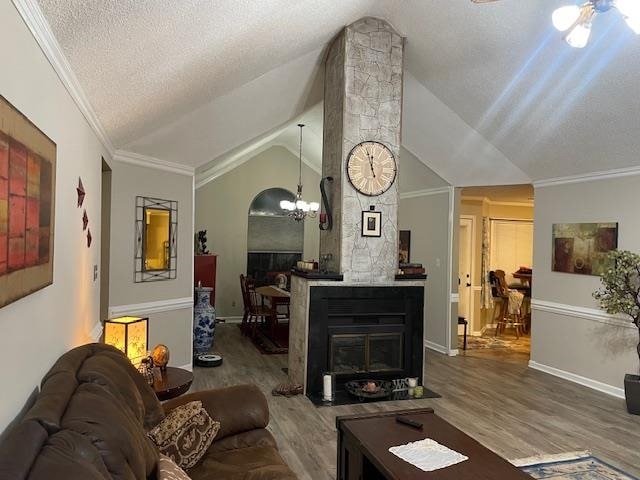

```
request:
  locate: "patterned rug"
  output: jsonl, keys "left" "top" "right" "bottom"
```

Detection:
{"left": 512, "top": 452, "right": 638, "bottom": 479}
{"left": 460, "top": 334, "right": 530, "bottom": 354}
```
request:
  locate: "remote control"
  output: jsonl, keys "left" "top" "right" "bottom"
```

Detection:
{"left": 395, "top": 416, "right": 423, "bottom": 429}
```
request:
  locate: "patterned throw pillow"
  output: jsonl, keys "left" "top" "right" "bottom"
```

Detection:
{"left": 158, "top": 454, "right": 192, "bottom": 480}
{"left": 148, "top": 401, "right": 220, "bottom": 470}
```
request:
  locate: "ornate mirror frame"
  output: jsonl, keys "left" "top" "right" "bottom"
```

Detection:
{"left": 134, "top": 196, "right": 178, "bottom": 282}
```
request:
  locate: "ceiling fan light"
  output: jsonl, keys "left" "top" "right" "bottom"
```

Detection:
{"left": 552, "top": 5, "right": 582, "bottom": 31}
{"left": 309, "top": 202, "right": 320, "bottom": 212}
{"left": 565, "top": 22, "right": 592, "bottom": 48}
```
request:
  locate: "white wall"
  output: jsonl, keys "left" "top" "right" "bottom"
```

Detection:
{"left": 195, "top": 145, "right": 320, "bottom": 317}
{"left": 532, "top": 176, "right": 639, "bottom": 395}
{"left": 109, "top": 160, "right": 194, "bottom": 368}
{"left": 0, "top": 2, "right": 109, "bottom": 431}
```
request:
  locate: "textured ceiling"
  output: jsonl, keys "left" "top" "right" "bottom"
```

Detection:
{"left": 37, "top": 0, "right": 640, "bottom": 184}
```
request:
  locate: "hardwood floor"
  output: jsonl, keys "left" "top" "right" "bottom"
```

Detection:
{"left": 192, "top": 324, "right": 640, "bottom": 479}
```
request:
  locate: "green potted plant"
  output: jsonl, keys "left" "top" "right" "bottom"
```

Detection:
{"left": 593, "top": 249, "right": 640, "bottom": 415}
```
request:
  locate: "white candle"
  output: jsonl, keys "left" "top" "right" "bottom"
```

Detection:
{"left": 323, "top": 374, "right": 333, "bottom": 401}
{"left": 408, "top": 377, "right": 417, "bottom": 388}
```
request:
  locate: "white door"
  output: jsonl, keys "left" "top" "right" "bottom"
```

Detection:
{"left": 458, "top": 217, "right": 474, "bottom": 334}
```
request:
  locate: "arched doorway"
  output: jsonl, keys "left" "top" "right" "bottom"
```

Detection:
{"left": 246, "top": 188, "right": 303, "bottom": 285}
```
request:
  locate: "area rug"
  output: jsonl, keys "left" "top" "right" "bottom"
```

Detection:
{"left": 512, "top": 451, "right": 638, "bottom": 479}
{"left": 460, "top": 334, "right": 530, "bottom": 354}
{"left": 239, "top": 323, "right": 289, "bottom": 355}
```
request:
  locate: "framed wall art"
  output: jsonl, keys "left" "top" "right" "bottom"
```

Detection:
{"left": 0, "top": 95, "right": 56, "bottom": 307}
{"left": 552, "top": 222, "right": 618, "bottom": 276}
{"left": 361, "top": 210, "right": 381, "bottom": 237}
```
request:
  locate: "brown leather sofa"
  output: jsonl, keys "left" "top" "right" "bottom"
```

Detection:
{"left": 0, "top": 343, "right": 297, "bottom": 480}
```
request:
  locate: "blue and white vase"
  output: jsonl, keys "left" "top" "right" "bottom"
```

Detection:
{"left": 193, "top": 286, "right": 216, "bottom": 355}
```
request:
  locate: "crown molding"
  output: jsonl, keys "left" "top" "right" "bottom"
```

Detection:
{"left": 195, "top": 141, "right": 319, "bottom": 189}
{"left": 399, "top": 186, "right": 451, "bottom": 199}
{"left": 113, "top": 150, "right": 195, "bottom": 176}
{"left": 533, "top": 165, "right": 640, "bottom": 188}
{"left": 278, "top": 143, "right": 321, "bottom": 175}
{"left": 12, "top": 0, "right": 115, "bottom": 156}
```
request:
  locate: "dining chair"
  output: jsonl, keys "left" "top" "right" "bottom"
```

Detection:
{"left": 493, "top": 270, "right": 526, "bottom": 338}
{"left": 239, "top": 274, "right": 269, "bottom": 337}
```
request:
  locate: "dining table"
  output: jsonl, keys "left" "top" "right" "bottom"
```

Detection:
{"left": 255, "top": 285, "right": 291, "bottom": 338}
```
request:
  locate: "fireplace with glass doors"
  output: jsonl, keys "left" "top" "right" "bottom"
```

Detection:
{"left": 306, "top": 286, "right": 424, "bottom": 397}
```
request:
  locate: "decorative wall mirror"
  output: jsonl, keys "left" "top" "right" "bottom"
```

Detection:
{"left": 135, "top": 196, "right": 178, "bottom": 282}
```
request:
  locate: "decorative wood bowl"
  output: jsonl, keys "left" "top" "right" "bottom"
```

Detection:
{"left": 345, "top": 379, "right": 394, "bottom": 399}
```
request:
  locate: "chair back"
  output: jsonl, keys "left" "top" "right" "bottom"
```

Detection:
{"left": 244, "top": 276, "right": 262, "bottom": 313}
{"left": 239, "top": 274, "right": 251, "bottom": 312}
{"left": 493, "top": 270, "right": 510, "bottom": 298}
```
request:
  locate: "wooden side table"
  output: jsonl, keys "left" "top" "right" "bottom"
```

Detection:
{"left": 153, "top": 367, "right": 194, "bottom": 401}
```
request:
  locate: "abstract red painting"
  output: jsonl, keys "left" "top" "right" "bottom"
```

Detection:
{"left": 0, "top": 96, "right": 55, "bottom": 307}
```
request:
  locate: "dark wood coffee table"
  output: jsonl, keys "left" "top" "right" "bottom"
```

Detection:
{"left": 153, "top": 367, "right": 193, "bottom": 401}
{"left": 336, "top": 408, "right": 532, "bottom": 479}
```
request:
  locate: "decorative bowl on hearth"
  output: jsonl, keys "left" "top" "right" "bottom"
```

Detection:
{"left": 345, "top": 379, "right": 394, "bottom": 400}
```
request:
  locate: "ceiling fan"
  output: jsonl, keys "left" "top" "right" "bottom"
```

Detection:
{"left": 471, "top": 0, "right": 640, "bottom": 48}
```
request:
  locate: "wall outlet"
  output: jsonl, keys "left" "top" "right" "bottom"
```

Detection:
{"left": 93, "top": 264, "right": 98, "bottom": 281}
{"left": 231, "top": 300, "right": 236, "bottom": 307}
{"left": 435, "top": 258, "right": 441, "bottom": 268}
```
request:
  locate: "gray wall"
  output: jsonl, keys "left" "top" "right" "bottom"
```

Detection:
{"left": 398, "top": 153, "right": 452, "bottom": 351}
{"left": 532, "top": 176, "right": 639, "bottom": 392}
{"left": 247, "top": 216, "right": 303, "bottom": 252}
{"left": 109, "top": 161, "right": 194, "bottom": 368}
{"left": 195, "top": 145, "right": 320, "bottom": 317}
{"left": 0, "top": 2, "right": 109, "bottom": 431}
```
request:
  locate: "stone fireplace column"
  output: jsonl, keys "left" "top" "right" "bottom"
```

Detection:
{"left": 320, "top": 17, "right": 404, "bottom": 283}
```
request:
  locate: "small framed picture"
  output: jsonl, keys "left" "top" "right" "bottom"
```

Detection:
{"left": 362, "top": 210, "right": 382, "bottom": 237}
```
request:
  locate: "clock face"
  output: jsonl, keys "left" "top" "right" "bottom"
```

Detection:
{"left": 346, "top": 141, "right": 397, "bottom": 196}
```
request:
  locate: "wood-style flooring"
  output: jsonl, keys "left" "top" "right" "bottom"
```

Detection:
{"left": 191, "top": 324, "right": 640, "bottom": 479}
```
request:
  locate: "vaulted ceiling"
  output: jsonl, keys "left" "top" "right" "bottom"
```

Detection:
{"left": 36, "top": 0, "right": 640, "bottom": 185}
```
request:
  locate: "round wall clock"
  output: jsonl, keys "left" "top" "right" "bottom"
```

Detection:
{"left": 346, "top": 141, "right": 397, "bottom": 196}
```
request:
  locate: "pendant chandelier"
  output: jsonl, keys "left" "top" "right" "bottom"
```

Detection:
{"left": 280, "top": 124, "right": 319, "bottom": 221}
{"left": 553, "top": 0, "right": 640, "bottom": 48}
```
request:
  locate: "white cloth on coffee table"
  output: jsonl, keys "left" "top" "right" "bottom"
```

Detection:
{"left": 388, "top": 438, "right": 468, "bottom": 472}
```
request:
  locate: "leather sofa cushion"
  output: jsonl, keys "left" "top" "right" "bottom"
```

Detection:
{"left": 207, "top": 429, "right": 277, "bottom": 454}
{"left": 27, "top": 430, "right": 113, "bottom": 480}
{"left": 163, "top": 385, "right": 268, "bottom": 441}
{"left": 0, "top": 420, "right": 47, "bottom": 480}
{"left": 9, "top": 344, "right": 163, "bottom": 479}
{"left": 188, "top": 445, "right": 297, "bottom": 480}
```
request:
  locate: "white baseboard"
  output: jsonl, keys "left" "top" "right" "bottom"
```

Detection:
{"left": 425, "top": 340, "right": 448, "bottom": 355}
{"left": 528, "top": 360, "right": 625, "bottom": 399}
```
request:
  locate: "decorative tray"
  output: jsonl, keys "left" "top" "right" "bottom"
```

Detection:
{"left": 345, "top": 379, "right": 394, "bottom": 399}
